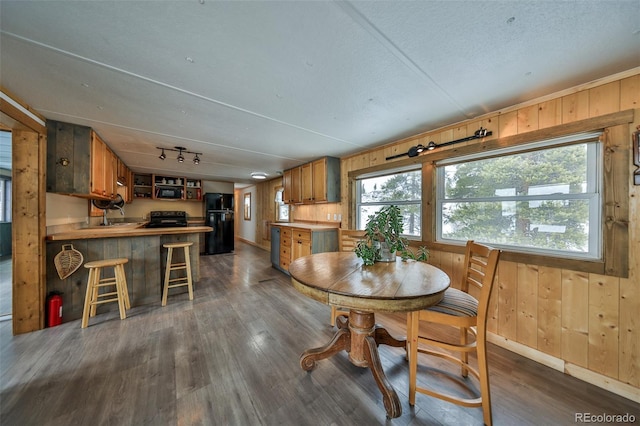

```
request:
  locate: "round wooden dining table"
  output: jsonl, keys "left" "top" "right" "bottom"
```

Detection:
{"left": 288, "top": 251, "right": 450, "bottom": 419}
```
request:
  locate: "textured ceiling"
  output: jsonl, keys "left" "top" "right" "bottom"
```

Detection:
{"left": 1, "top": 1, "right": 639, "bottom": 184}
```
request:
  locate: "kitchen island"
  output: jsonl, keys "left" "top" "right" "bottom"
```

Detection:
{"left": 46, "top": 224, "right": 212, "bottom": 323}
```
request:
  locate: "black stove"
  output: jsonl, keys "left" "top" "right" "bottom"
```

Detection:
{"left": 145, "top": 211, "right": 188, "bottom": 228}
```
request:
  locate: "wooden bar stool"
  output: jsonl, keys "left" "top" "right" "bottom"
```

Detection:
{"left": 81, "top": 258, "right": 131, "bottom": 328}
{"left": 162, "top": 242, "right": 194, "bottom": 306}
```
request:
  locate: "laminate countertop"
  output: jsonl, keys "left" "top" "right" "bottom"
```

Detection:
{"left": 46, "top": 223, "right": 213, "bottom": 241}
{"left": 271, "top": 222, "right": 339, "bottom": 231}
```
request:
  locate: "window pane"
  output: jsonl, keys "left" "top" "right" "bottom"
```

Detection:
{"left": 441, "top": 199, "right": 591, "bottom": 253}
{"left": 356, "top": 169, "right": 422, "bottom": 238}
{"left": 437, "top": 140, "right": 600, "bottom": 259}
{"left": 358, "top": 204, "right": 421, "bottom": 237}
{"left": 444, "top": 144, "right": 589, "bottom": 199}
{"left": 359, "top": 170, "right": 421, "bottom": 202}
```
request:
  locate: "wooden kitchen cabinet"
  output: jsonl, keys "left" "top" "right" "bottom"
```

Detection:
{"left": 300, "top": 162, "right": 313, "bottom": 203}
{"left": 282, "top": 156, "right": 340, "bottom": 204}
{"left": 47, "top": 120, "right": 120, "bottom": 200}
{"left": 90, "top": 132, "right": 105, "bottom": 197}
{"left": 290, "top": 228, "right": 311, "bottom": 260}
{"left": 312, "top": 157, "right": 340, "bottom": 203}
{"left": 279, "top": 228, "right": 292, "bottom": 271}
{"left": 104, "top": 146, "right": 117, "bottom": 199}
{"left": 283, "top": 166, "right": 301, "bottom": 204}
{"left": 283, "top": 169, "right": 293, "bottom": 203}
{"left": 272, "top": 224, "right": 338, "bottom": 272}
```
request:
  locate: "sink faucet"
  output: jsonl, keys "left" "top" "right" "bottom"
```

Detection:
{"left": 102, "top": 209, "right": 109, "bottom": 226}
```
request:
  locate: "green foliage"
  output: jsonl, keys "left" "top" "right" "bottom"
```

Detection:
{"left": 443, "top": 144, "right": 590, "bottom": 251}
{"left": 355, "top": 205, "right": 429, "bottom": 265}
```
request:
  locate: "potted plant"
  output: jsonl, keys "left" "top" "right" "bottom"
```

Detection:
{"left": 354, "top": 205, "right": 429, "bottom": 266}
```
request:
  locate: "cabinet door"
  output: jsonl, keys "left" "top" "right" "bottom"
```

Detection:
{"left": 291, "top": 166, "right": 302, "bottom": 204}
{"left": 291, "top": 240, "right": 311, "bottom": 260}
{"left": 291, "top": 229, "right": 311, "bottom": 260}
{"left": 312, "top": 158, "right": 327, "bottom": 202}
{"left": 46, "top": 120, "right": 92, "bottom": 194}
{"left": 301, "top": 162, "right": 313, "bottom": 203}
{"left": 283, "top": 169, "right": 292, "bottom": 203}
{"left": 104, "top": 147, "right": 116, "bottom": 199}
{"left": 90, "top": 132, "right": 106, "bottom": 197}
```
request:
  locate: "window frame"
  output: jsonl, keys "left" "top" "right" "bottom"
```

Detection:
{"left": 434, "top": 133, "right": 602, "bottom": 260}
{"left": 354, "top": 165, "right": 423, "bottom": 240}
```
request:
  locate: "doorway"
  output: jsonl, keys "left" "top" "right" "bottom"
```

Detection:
{"left": 0, "top": 130, "right": 12, "bottom": 321}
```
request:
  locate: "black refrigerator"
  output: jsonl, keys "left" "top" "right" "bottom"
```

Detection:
{"left": 204, "top": 193, "right": 234, "bottom": 255}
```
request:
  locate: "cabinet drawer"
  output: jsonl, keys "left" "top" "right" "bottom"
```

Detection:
{"left": 281, "top": 228, "right": 292, "bottom": 238}
{"left": 280, "top": 258, "right": 290, "bottom": 270}
{"left": 281, "top": 236, "right": 291, "bottom": 248}
{"left": 280, "top": 246, "right": 290, "bottom": 259}
{"left": 292, "top": 229, "right": 311, "bottom": 242}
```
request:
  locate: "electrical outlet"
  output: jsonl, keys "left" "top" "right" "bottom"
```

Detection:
{"left": 337, "top": 214, "right": 342, "bottom": 221}
{"left": 327, "top": 213, "right": 331, "bottom": 220}
{"left": 333, "top": 214, "right": 338, "bottom": 221}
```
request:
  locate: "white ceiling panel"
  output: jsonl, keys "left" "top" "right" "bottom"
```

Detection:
{"left": 1, "top": 0, "right": 638, "bottom": 184}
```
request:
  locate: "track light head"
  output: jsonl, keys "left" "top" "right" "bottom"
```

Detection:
{"left": 156, "top": 146, "right": 201, "bottom": 164}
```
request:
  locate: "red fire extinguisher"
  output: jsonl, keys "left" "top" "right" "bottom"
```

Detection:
{"left": 46, "top": 292, "right": 63, "bottom": 327}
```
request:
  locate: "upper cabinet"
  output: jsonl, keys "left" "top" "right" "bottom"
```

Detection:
{"left": 133, "top": 173, "right": 202, "bottom": 201}
{"left": 312, "top": 157, "right": 340, "bottom": 203}
{"left": 47, "top": 120, "right": 122, "bottom": 200}
{"left": 283, "top": 156, "right": 340, "bottom": 204}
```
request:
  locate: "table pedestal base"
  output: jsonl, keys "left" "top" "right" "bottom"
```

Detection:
{"left": 300, "top": 310, "right": 406, "bottom": 418}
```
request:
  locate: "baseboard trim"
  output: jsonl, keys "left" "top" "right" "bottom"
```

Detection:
{"left": 487, "top": 332, "right": 639, "bottom": 403}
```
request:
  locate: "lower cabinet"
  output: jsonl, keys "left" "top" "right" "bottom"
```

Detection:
{"left": 271, "top": 225, "right": 338, "bottom": 273}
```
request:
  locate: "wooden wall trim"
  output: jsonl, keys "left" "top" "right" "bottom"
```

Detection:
{"left": 0, "top": 86, "right": 46, "bottom": 133}
{"left": 12, "top": 129, "right": 47, "bottom": 333}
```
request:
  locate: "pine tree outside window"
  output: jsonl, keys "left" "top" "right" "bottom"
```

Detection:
{"left": 435, "top": 132, "right": 602, "bottom": 260}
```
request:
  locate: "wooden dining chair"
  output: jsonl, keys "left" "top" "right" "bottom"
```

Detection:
{"left": 407, "top": 240, "right": 500, "bottom": 426}
{"left": 330, "top": 229, "right": 366, "bottom": 326}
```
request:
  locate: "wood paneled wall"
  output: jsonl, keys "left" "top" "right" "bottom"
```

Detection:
{"left": 337, "top": 72, "right": 640, "bottom": 399}
{"left": 252, "top": 72, "right": 639, "bottom": 399}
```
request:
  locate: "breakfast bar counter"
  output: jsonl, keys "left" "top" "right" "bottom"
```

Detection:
{"left": 46, "top": 223, "right": 212, "bottom": 241}
{"left": 46, "top": 225, "right": 212, "bottom": 323}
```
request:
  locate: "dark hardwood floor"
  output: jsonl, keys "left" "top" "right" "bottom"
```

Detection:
{"left": 1, "top": 242, "right": 638, "bottom": 425}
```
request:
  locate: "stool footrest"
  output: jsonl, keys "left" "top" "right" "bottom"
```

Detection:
{"left": 167, "top": 283, "right": 189, "bottom": 289}
{"left": 90, "top": 296, "right": 121, "bottom": 305}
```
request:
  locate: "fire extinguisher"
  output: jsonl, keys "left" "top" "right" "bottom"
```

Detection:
{"left": 46, "top": 292, "right": 63, "bottom": 327}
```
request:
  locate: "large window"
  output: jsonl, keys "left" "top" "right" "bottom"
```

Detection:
{"left": 436, "top": 133, "right": 602, "bottom": 259}
{"left": 356, "top": 168, "right": 422, "bottom": 238}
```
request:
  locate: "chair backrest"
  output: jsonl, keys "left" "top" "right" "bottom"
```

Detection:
{"left": 461, "top": 240, "right": 501, "bottom": 326}
{"left": 339, "top": 229, "right": 366, "bottom": 252}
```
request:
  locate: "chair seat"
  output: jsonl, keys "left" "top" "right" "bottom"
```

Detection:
{"left": 426, "top": 288, "right": 478, "bottom": 317}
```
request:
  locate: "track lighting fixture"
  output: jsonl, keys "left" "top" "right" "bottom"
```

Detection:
{"left": 156, "top": 146, "right": 202, "bottom": 165}
{"left": 385, "top": 127, "right": 492, "bottom": 160}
